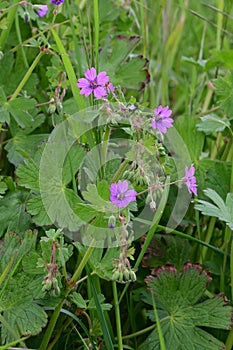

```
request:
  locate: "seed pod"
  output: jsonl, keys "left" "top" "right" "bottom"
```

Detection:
{"left": 123, "top": 269, "right": 130, "bottom": 281}
{"left": 112, "top": 270, "right": 120, "bottom": 281}
{"left": 129, "top": 270, "right": 136, "bottom": 282}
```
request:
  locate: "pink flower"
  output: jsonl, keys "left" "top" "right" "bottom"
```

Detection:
{"left": 110, "top": 180, "right": 137, "bottom": 208}
{"left": 34, "top": 5, "right": 48, "bottom": 17}
{"left": 77, "top": 67, "right": 114, "bottom": 99}
{"left": 184, "top": 164, "right": 197, "bottom": 195}
{"left": 152, "top": 105, "right": 173, "bottom": 134}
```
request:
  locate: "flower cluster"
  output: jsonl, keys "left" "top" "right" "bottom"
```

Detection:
{"left": 77, "top": 67, "right": 114, "bottom": 99}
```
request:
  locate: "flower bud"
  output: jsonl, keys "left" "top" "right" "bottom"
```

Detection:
{"left": 108, "top": 215, "right": 116, "bottom": 229}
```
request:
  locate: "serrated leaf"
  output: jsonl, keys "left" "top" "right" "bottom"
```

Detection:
{"left": 214, "top": 72, "right": 233, "bottom": 114}
{"left": 70, "top": 292, "right": 87, "bottom": 309}
{"left": 195, "top": 188, "right": 233, "bottom": 229}
{"left": 99, "top": 36, "right": 149, "bottom": 90}
{"left": 73, "top": 244, "right": 120, "bottom": 280}
{"left": 7, "top": 97, "right": 36, "bottom": 128}
{"left": 27, "top": 195, "right": 52, "bottom": 226}
{"left": 140, "top": 266, "right": 232, "bottom": 350}
{"left": 5, "top": 133, "right": 48, "bottom": 166}
{"left": 0, "top": 181, "right": 7, "bottom": 197}
{"left": 0, "top": 190, "right": 31, "bottom": 238}
{"left": 196, "top": 114, "right": 230, "bottom": 134}
{"left": 17, "top": 158, "right": 40, "bottom": 192}
{"left": 207, "top": 49, "right": 233, "bottom": 70}
{"left": 0, "top": 273, "right": 47, "bottom": 344}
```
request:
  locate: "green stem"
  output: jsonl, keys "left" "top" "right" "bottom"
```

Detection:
{"left": 112, "top": 281, "right": 123, "bottom": 350}
{"left": 225, "top": 324, "right": 233, "bottom": 350}
{"left": 122, "top": 324, "right": 156, "bottom": 340}
{"left": 111, "top": 159, "right": 129, "bottom": 183}
{"left": 93, "top": 0, "right": 99, "bottom": 70}
{"left": 216, "top": 0, "right": 224, "bottom": 51}
{"left": 152, "top": 293, "right": 166, "bottom": 350}
{"left": 199, "top": 217, "right": 217, "bottom": 263}
{"left": 70, "top": 240, "right": 96, "bottom": 284}
{"left": 119, "top": 178, "right": 170, "bottom": 304}
{"left": 15, "top": 12, "right": 29, "bottom": 68}
{"left": 231, "top": 240, "right": 233, "bottom": 301}
{"left": 156, "top": 224, "right": 225, "bottom": 256}
{"left": 9, "top": 51, "right": 43, "bottom": 101}
{"left": 39, "top": 242, "right": 95, "bottom": 350}
{"left": 139, "top": 0, "right": 147, "bottom": 58}
{"left": 51, "top": 28, "right": 86, "bottom": 111}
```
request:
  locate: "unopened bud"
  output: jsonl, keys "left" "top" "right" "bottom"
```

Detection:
{"left": 108, "top": 215, "right": 116, "bottom": 229}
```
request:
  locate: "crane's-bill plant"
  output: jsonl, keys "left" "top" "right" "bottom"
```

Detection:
{"left": 0, "top": 0, "right": 233, "bottom": 349}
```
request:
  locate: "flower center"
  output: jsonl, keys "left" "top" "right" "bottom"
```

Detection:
{"left": 90, "top": 80, "right": 98, "bottom": 89}
{"left": 117, "top": 193, "right": 125, "bottom": 200}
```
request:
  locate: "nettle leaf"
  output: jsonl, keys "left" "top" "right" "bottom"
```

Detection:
{"left": 214, "top": 72, "right": 233, "bottom": 115}
{"left": 196, "top": 114, "right": 230, "bottom": 134}
{"left": 99, "top": 35, "right": 149, "bottom": 90}
{"left": 140, "top": 265, "right": 232, "bottom": 350}
{"left": 195, "top": 188, "right": 233, "bottom": 229}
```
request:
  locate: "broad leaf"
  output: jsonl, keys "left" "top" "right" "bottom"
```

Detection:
{"left": 140, "top": 265, "right": 232, "bottom": 350}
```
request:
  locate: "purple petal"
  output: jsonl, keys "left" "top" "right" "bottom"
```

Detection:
{"left": 79, "top": 87, "right": 93, "bottom": 96}
{"left": 93, "top": 86, "right": 106, "bottom": 99}
{"left": 85, "top": 67, "right": 96, "bottom": 81}
{"left": 118, "top": 180, "right": 129, "bottom": 194}
{"left": 125, "top": 190, "right": 137, "bottom": 201}
{"left": 96, "top": 71, "right": 109, "bottom": 85}
{"left": 77, "top": 78, "right": 90, "bottom": 88}
{"left": 36, "top": 5, "right": 48, "bottom": 17}
{"left": 110, "top": 183, "right": 118, "bottom": 196}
